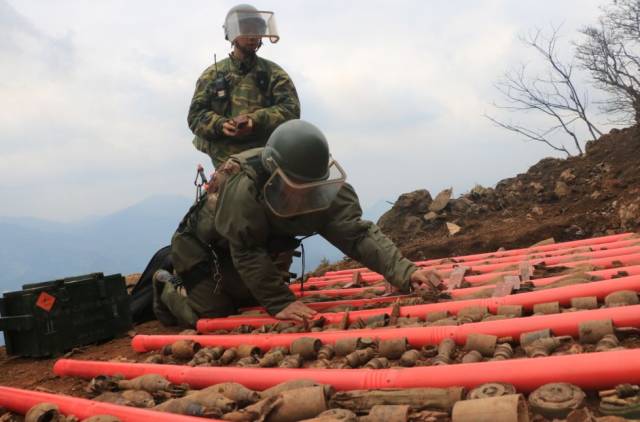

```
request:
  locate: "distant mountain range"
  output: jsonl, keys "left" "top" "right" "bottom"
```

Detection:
{"left": 0, "top": 195, "right": 391, "bottom": 294}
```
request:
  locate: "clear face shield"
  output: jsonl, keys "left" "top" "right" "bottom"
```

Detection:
{"left": 263, "top": 158, "right": 347, "bottom": 218}
{"left": 225, "top": 10, "right": 279, "bottom": 43}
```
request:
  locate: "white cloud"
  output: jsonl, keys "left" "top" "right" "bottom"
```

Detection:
{"left": 0, "top": 0, "right": 611, "bottom": 220}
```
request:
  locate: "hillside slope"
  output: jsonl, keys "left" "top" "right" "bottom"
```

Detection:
{"left": 374, "top": 126, "right": 640, "bottom": 263}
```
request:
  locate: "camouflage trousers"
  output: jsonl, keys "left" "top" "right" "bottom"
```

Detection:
{"left": 156, "top": 251, "right": 293, "bottom": 328}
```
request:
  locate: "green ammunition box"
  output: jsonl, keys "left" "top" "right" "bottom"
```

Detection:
{"left": 0, "top": 272, "right": 132, "bottom": 357}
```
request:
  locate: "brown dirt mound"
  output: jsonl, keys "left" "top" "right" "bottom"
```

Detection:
{"left": 348, "top": 125, "right": 639, "bottom": 268}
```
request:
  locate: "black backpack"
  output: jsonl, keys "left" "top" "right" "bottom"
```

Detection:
{"left": 129, "top": 245, "right": 173, "bottom": 323}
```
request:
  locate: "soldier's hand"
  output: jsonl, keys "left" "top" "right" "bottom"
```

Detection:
{"left": 222, "top": 120, "right": 238, "bottom": 136}
{"left": 234, "top": 115, "right": 254, "bottom": 137}
{"left": 274, "top": 301, "right": 317, "bottom": 322}
{"left": 410, "top": 268, "right": 444, "bottom": 293}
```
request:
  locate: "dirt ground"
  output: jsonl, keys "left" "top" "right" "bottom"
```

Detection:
{"left": 1, "top": 125, "right": 639, "bottom": 400}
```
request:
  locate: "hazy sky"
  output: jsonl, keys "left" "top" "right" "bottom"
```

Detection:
{"left": 1, "top": 0, "right": 614, "bottom": 221}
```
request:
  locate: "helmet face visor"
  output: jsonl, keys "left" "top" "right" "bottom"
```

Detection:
{"left": 225, "top": 10, "right": 279, "bottom": 43}
{"left": 263, "top": 159, "right": 346, "bottom": 218}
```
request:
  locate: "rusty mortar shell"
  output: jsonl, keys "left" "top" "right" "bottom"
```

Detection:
{"left": 267, "top": 346, "right": 289, "bottom": 355}
{"left": 492, "top": 343, "right": 514, "bottom": 361}
{"left": 309, "top": 359, "right": 332, "bottom": 369}
{"left": 457, "top": 306, "right": 488, "bottom": 323}
{"left": 346, "top": 347, "right": 375, "bottom": 368}
{"left": 167, "top": 339, "right": 202, "bottom": 360}
{"left": 429, "top": 317, "right": 460, "bottom": 327}
{"left": 496, "top": 305, "right": 523, "bottom": 317}
{"left": 519, "top": 328, "right": 552, "bottom": 347}
{"left": 579, "top": 319, "right": 614, "bottom": 344}
{"left": 278, "top": 354, "right": 303, "bottom": 368}
{"left": 349, "top": 318, "right": 367, "bottom": 330}
{"left": 395, "top": 317, "right": 422, "bottom": 326}
{"left": 25, "top": 403, "right": 63, "bottom": 422}
{"left": 432, "top": 338, "right": 456, "bottom": 365}
{"left": 595, "top": 334, "right": 620, "bottom": 352}
{"left": 570, "top": 296, "right": 599, "bottom": 310}
{"left": 290, "top": 337, "right": 322, "bottom": 361}
{"left": 362, "top": 405, "right": 411, "bottom": 422}
{"left": 528, "top": 382, "right": 586, "bottom": 419}
{"left": 145, "top": 354, "right": 164, "bottom": 364}
{"left": 335, "top": 338, "right": 360, "bottom": 356}
{"left": 482, "top": 315, "right": 509, "bottom": 322}
{"left": 421, "top": 344, "right": 439, "bottom": 358}
{"left": 464, "top": 333, "right": 498, "bottom": 357}
{"left": 461, "top": 350, "right": 484, "bottom": 364}
{"left": 399, "top": 349, "right": 421, "bottom": 367}
{"left": 467, "top": 382, "right": 517, "bottom": 400}
{"left": 378, "top": 337, "right": 408, "bottom": 360}
{"left": 237, "top": 344, "right": 261, "bottom": 359}
{"left": 365, "top": 313, "right": 390, "bottom": 328}
{"left": 426, "top": 310, "right": 450, "bottom": 323}
{"left": 605, "top": 290, "right": 639, "bottom": 307}
{"left": 220, "top": 348, "right": 237, "bottom": 365}
{"left": 359, "top": 337, "right": 376, "bottom": 349}
{"left": 532, "top": 301, "right": 561, "bottom": 315}
{"left": 258, "top": 350, "right": 286, "bottom": 367}
{"left": 317, "top": 344, "right": 335, "bottom": 360}
{"left": 452, "top": 394, "right": 528, "bottom": 422}
{"left": 265, "top": 386, "right": 328, "bottom": 422}
{"left": 524, "top": 336, "right": 573, "bottom": 358}
{"left": 364, "top": 357, "right": 390, "bottom": 369}
{"left": 236, "top": 356, "right": 258, "bottom": 367}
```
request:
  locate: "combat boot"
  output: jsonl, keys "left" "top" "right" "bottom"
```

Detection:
{"left": 153, "top": 270, "right": 178, "bottom": 326}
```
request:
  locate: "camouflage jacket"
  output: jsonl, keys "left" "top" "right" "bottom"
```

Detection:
{"left": 188, "top": 54, "right": 300, "bottom": 166}
{"left": 171, "top": 149, "right": 418, "bottom": 315}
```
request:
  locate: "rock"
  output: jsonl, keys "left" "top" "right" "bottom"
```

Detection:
{"left": 530, "top": 182, "right": 544, "bottom": 194}
{"left": 423, "top": 211, "right": 438, "bottom": 222}
{"left": 394, "top": 189, "right": 432, "bottom": 212}
{"left": 530, "top": 238, "right": 555, "bottom": 247}
{"left": 470, "top": 184, "right": 492, "bottom": 198}
{"left": 590, "top": 191, "right": 602, "bottom": 200}
{"left": 446, "top": 222, "right": 461, "bottom": 236}
{"left": 560, "top": 169, "right": 576, "bottom": 184}
{"left": 531, "top": 206, "right": 544, "bottom": 216}
{"left": 619, "top": 202, "right": 640, "bottom": 229}
{"left": 451, "top": 197, "right": 474, "bottom": 214}
{"left": 554, "top": 181, "right": 571, "bottom": 198}
{"left": 429, "top": 188, "right": 452, "bottom": 212}
{"left": 402, "top": 216, "right": 423, "bottom": 233}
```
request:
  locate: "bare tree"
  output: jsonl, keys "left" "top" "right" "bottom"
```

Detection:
{"left": 576, "top": 0, "right": 640, "bottom": 125}
{"left": 487, "top": 27, "right": 602, "bottom": 156}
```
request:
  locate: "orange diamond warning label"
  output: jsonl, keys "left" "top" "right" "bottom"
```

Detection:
{"left": 35, "top": 291, "right": 56, "bottom": 312}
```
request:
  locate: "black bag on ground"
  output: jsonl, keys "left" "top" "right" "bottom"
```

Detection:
{"left": 129, "top": 245, "right": 173, "bottom": 323}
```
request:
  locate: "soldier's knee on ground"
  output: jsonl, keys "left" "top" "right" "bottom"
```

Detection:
{"left": 159, "top": 282, "right": 199, "bottom": 328}
{"left": 152, "top": 272, "right": 178, "bottom": 326}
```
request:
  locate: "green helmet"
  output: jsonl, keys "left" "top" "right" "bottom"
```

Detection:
{"left": 262, "top": 120, "right": 330, "bottom": 182}
{"left": 261, "top": 120, "right": 347, "bottom": 218}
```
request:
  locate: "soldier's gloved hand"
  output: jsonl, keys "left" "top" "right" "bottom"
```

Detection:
{"left": 409, "top": 268, "right": 444, "bottom": 294}
{"left": 274, "top": 300, "right": 317, "bottom": 322}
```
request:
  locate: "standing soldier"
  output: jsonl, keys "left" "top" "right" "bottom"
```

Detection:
{"left": 188, "top": 4, "right": 300, "bottom": 167}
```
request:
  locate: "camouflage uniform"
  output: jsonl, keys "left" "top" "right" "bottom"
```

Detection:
{"left": 188, "top": 54, "right": 300, "bottom": 167}
{"left": 162, "top": 148, "right": 417, "bottom": 327}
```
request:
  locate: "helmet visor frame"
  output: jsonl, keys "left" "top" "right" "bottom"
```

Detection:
{"left": 225, "top": 10, "right": 279, "bottom": 43}
{"left": 263, "top": 158, "right": 347, "bottom": 218}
